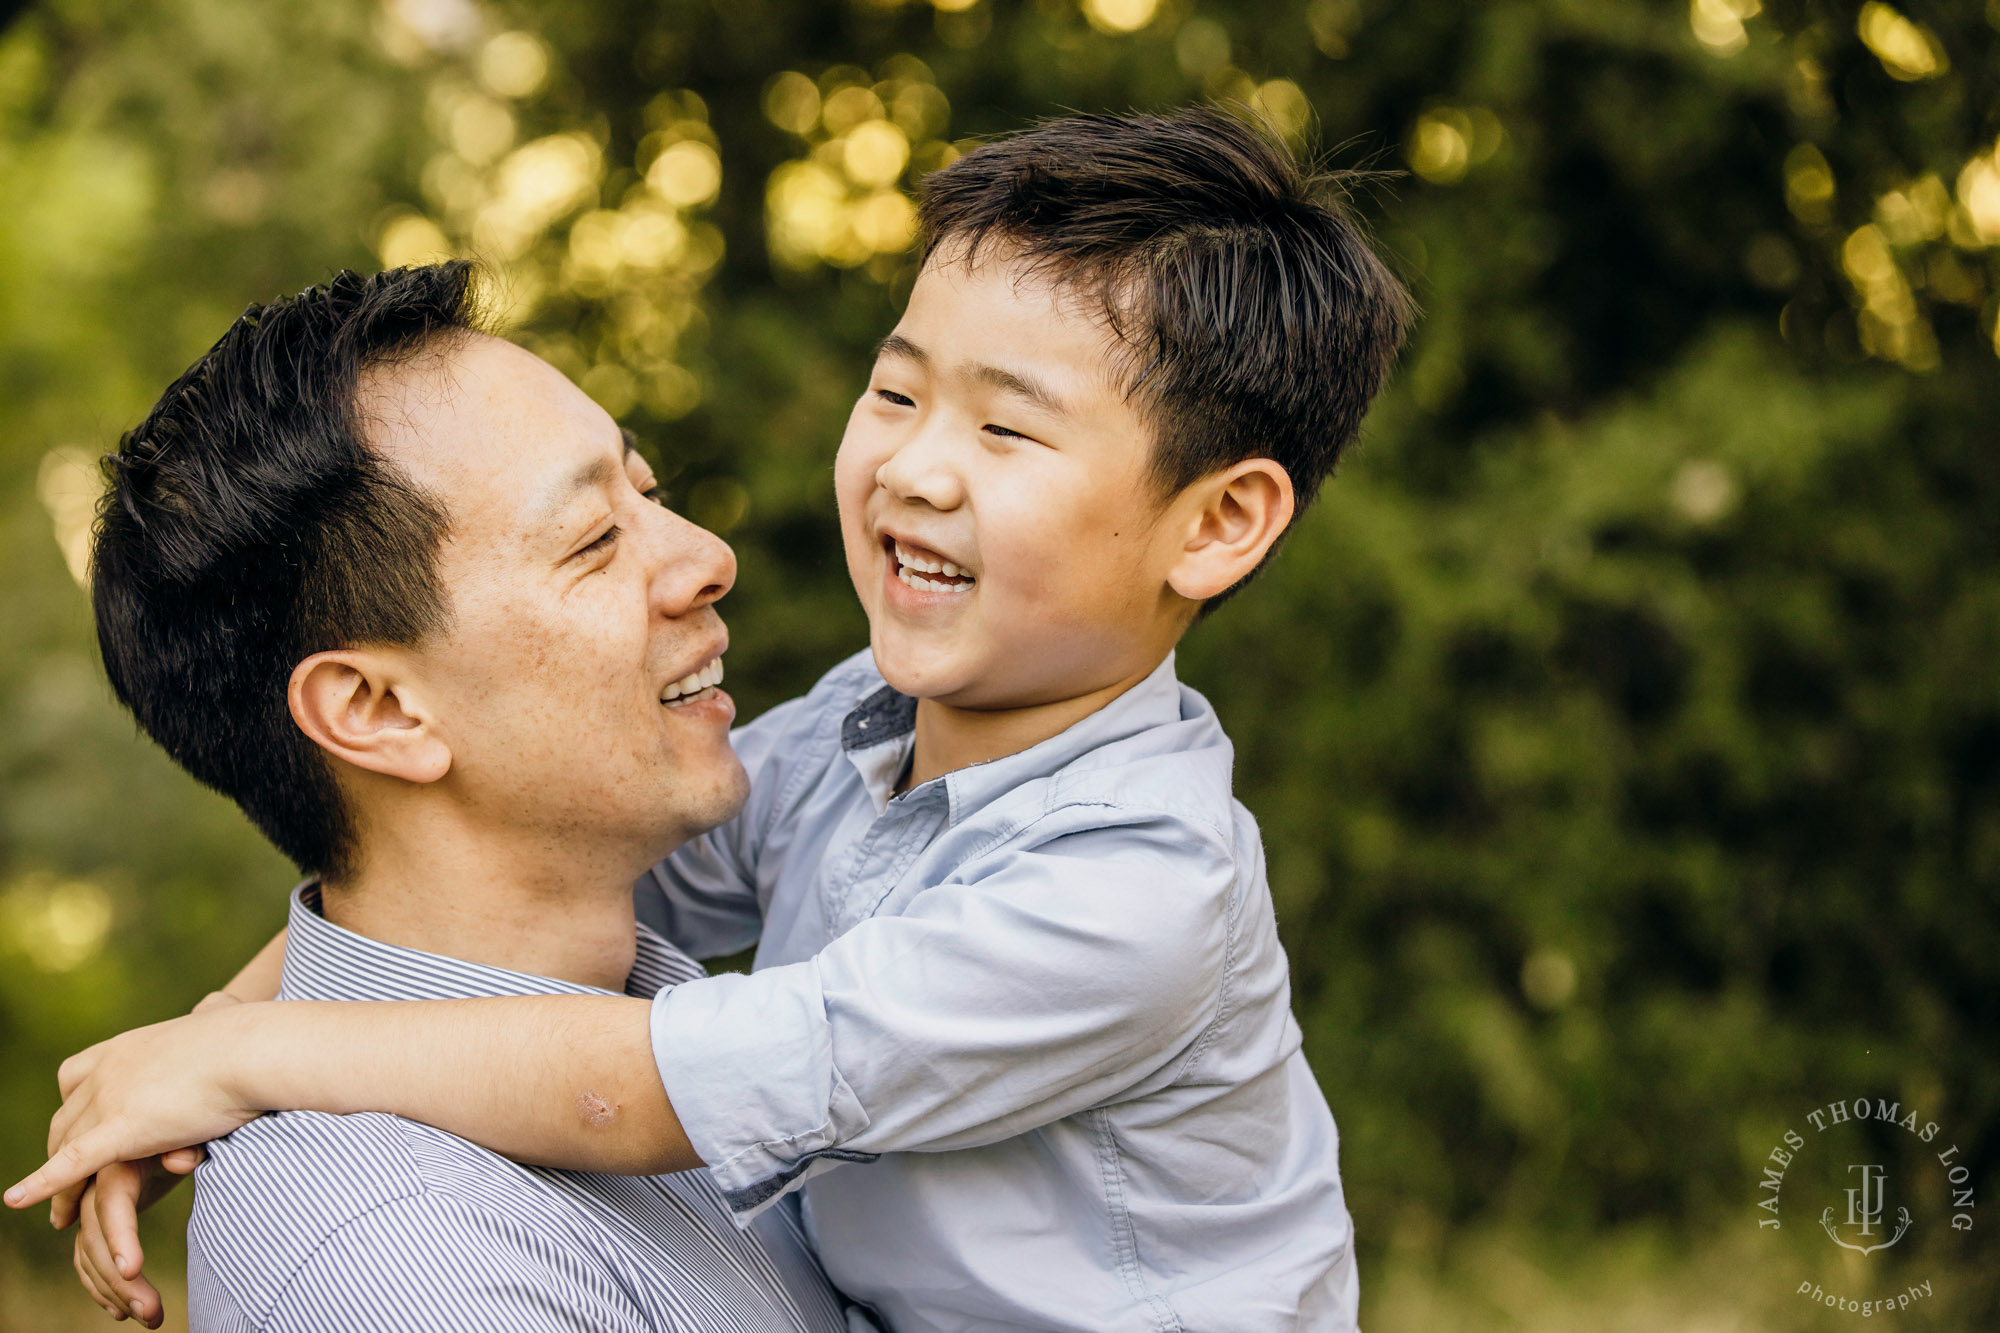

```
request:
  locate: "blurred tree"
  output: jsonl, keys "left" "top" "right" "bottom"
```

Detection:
{"left": 1, "top": 0, "right": 1995, "bottom": 1323}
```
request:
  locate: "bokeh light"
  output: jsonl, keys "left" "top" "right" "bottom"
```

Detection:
{"left": 34, "top": 448, "right": 102, "bottom": 588}
{"left": 1856, "top": 3, "right": 1948, "bottom": 81}
{"left": 1689, "top": 0, "right": 1761, "bottom": 57}
{"left": 0, "top": 873, "right": 114, "bottom": 973}
{"left": 1081, "top": 0, "right": 1160, "bottom": 36}
{"left": 1407, "top": 105, "right": 1503, "bottom": 185}
{"left": 479, "top": 30, "right": 551, "bottom": 99}
{"left": 761, "top": 59, "right": 951, "bottom": 276}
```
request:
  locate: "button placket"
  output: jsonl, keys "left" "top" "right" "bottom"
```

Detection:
{"left": 827, "top": 786, "right": 947, "bottom": 935}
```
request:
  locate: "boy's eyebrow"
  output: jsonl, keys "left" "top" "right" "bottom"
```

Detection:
{"left": 877, "top": 333, "right": 928, "bottom": 366}
{"left": 878, "top": 333, "right": 1072, "bottom": 421}
{"left": 971, "top": 362, "right": 1071, "bottom": 421}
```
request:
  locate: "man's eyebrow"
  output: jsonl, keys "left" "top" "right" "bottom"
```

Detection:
{"left": 534, "top": 449, "right": 622, "bottom": 525}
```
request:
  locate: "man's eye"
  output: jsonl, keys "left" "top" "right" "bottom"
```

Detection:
{"left": 875, "top": 388, "right": 915, "bottom": 407}
{"left": 641, "top": 486, "right": 666, "bottom": 507}
{"left": 578, "top": 524, "right": 622, "bottom": 557}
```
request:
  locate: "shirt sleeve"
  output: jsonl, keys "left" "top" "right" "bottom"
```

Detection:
{"left": 649, "top": 811, "right": 1236, "bottom": 1219}
{"left": 253, "top": 1194, "right": 651, "bottom": 1333}
{"left": 639, "top": 688, "right": 824, "bottom": 959}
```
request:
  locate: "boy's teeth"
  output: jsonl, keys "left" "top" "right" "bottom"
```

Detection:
{"left": 897, "top": 567, "right": 973, "bottom": 594}
{"left": 892, "top": 540, "right": 973, "bottom": 584}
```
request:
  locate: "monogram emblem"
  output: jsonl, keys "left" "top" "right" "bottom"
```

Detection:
{"left": 1819, "top": 1163, "right": 1911, "bottom": 1255}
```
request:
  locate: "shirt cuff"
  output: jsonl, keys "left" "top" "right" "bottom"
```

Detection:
{"left": 649, "top": 963, "right": 876, "bottom": 1222}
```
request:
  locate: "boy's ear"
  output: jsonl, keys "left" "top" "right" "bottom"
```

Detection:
{"left": 288, "top": 650, "right": 452, "bottom": 785}
{"left": 1165, "top": 458, "right": 1296, "bottom": 603}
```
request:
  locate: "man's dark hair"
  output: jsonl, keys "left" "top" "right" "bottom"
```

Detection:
{"left": 919, "top": 107, "right": 1412, "bottom": 585}
{"left": 92, "top": 263, "right": 481, "bottom": 878}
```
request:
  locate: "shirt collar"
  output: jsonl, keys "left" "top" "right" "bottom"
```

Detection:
{"left": 837, "top": 652, "right": 1188, "bottom": 821}
{"left": 276, "top": 882, "right": 698, "bottom": 1003}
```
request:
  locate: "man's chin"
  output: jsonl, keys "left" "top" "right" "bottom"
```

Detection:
{"left": 656, "top": 756, "right": 751, "bottom": 849}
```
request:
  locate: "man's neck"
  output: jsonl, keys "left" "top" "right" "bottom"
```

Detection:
{"left": 317, "top": 814, "right": 646, "bottom": 992}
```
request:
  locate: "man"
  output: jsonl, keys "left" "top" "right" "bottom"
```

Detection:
{"left": 74, "top": 262, "right": 850, "bottom": 1331}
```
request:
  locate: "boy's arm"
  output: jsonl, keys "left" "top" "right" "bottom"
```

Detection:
{"left": 7, "top": 993, "right": 698, "bottom": 1211}
{"left": 61, "top": 925, "right": 292, "bottom": 1326}
{"left": 197, "top": 926, "right": 288, "bottom": 1010}
{"left": 14, "top": 811, "right": 1233, "bottom": 1218}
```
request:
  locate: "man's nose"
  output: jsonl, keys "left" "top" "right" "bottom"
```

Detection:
{"left": 648, "top": 505, "right": 736, "bottom": 616}
{"left": 875, "top": 421, "right": 965, "bottom": 512}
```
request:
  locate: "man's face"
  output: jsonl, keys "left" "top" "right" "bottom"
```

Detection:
{"left": 363, "top": 334, "right": 745, "bottom": 866}
{"left": 834, "top": 251, "right": 1191, "bottom": 710}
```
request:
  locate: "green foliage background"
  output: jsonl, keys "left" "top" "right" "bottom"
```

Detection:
{"left": 2, "top": 0, "right": 1996, "bottom": 1326}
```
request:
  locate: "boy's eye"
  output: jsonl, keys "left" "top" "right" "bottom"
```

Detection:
{"left": 982, "top": 423, "right": 1029, "bottom": 441}
{"left": 875, "top": 388, "right": 915, "bottom": 407}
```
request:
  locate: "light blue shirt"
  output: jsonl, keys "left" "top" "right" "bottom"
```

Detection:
{"left": 644, "top": 651, "right": 1359, "bottom": 1332}
{"left": 187, "top": 884, "right": 850, "bottom": 1333}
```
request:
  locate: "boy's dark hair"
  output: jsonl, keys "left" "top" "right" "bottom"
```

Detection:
{"left": 92, "top": 263, "right": 480, "bottom": 878}
{"left": 919, "top": 107, "right": 1412, "bottom": 585}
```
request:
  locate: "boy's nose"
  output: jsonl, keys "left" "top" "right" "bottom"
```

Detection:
{"left": 876, "top": 429, "right": 965, "bottom": 511}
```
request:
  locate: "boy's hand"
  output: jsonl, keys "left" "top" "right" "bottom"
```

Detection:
{"left": 68, "top": 1152, "right": 203, "bottom": 1327}
{"left": 5, "top": 1007, "right": 260, "bottom": 1212}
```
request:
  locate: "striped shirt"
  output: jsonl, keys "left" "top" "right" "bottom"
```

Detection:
{"left": 185, "top": 883, "right": 851, "bottom": 1333}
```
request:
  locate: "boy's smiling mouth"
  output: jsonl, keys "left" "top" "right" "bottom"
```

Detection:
{"left": 889, "top": 537, "right": 976, "bottom": 594}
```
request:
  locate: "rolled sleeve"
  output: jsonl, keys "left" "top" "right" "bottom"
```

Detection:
{"left": 651, "top": 961, "right": 878, "bottom": 1220}
{"left": 650, "top": 813, "right": 1235, "bottom": 1220}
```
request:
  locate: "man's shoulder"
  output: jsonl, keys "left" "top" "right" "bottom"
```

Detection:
{"left": 188, "top": 1111, "right": 589, "bottom": 1326}
{"left": 191, "top": 1110, "right": 429, "bottom": 1237}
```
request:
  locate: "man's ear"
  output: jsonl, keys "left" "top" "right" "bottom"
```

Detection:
{"left": 1165, "top": 458, "right": 1296, "bottom": 603}
{"left": 288, "top": 651, "right": 452, "bottom": 785}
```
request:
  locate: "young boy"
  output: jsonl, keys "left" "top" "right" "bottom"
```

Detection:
{"left": 18, "top": 108, "right": 1408, "bottom": 1330}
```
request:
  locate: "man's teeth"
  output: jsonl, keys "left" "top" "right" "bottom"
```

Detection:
{"left": 661, "top": 658, "right": 724, "bottom": 703}
{"left": 892, "top": 541, "right": 974, "bottom": 593}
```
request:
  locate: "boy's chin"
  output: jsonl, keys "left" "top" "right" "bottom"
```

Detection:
{"left": 869, "top": 633, "right": 981, "bottom": 704}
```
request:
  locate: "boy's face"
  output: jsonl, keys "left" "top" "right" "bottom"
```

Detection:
{"left": 836, "top": 250, "right": 1192, "bottom": 710}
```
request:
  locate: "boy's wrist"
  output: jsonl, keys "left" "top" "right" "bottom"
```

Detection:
{"left": 204, "top": 1000, "right": 290, "bottom": 1115}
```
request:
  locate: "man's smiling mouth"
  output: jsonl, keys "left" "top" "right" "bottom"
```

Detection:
{"left": 661, "top": 656, "right": 724, "bottom": 705}
{"left": 890, "top": 538, "right": 976, "bottom": 594}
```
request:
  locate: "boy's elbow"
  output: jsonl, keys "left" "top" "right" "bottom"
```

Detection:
{"left": 576, "top": 1088, "right": 704, "bottom": 1176}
